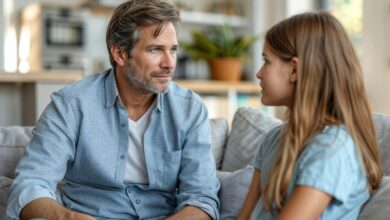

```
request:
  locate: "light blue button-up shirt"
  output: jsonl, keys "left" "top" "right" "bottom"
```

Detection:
{"left": 7, "top": 70, "right": 220, "bottom": 220}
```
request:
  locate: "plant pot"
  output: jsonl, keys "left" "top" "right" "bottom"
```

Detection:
{"left": 208, "top": 58, "right": 242, "bottom": 81}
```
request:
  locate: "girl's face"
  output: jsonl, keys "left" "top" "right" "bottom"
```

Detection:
{"left": 256, "top": 42, "right": 296, "bottom": 107}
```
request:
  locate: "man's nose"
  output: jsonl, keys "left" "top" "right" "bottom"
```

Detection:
{"left": 161, "top": 52, "right": 176, "bottom": 69}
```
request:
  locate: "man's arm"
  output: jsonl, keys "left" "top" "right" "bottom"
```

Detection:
{"left": 21, "top": 198, "right": 95, "bottom": 220}
{"left": 166, "top": 206, "right": 211, "bottom": 220}
{"left": 7, "top": 92, "right": 78, "bottom": 219}
{"left": 174, "top": 101, "right": 220, "bottom": 219}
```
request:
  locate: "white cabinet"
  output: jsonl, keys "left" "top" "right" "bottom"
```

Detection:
{"left": 0, "top": 72, "right": 82, "bottom": 126}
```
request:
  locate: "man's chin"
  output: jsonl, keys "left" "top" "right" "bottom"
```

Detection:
{"left": 157, "top": 82, "right": 170, "bottom": 94}
{"left": 149, "top": 81, "right": 170, "bottom": 94}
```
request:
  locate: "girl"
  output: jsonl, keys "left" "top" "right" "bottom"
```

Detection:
{"left": 238, "top": 12, "right": 383, "bottom": 220}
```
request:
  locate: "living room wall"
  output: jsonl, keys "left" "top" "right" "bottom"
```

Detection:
{"left": 362, "top": 0, "right": 390, "bottom": 114}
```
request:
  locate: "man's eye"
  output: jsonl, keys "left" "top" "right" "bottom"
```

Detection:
{"left": 170, "top": 48, "right": 178, "bottom": 54}
{"left": 150, "top": 48, "right": 161, "bottom": 54}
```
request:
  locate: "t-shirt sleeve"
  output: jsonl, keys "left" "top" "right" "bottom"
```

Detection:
{"left": 253, "top": 126, "right": 282, "bottom": 171}
{"left": 253, "top": 142, "right": 263, "bottom": 170}
{"left": 295, "top": 131, "right": 361, "bottom": 204}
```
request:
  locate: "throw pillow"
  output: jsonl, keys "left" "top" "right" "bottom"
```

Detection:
{"left": 372, "top": 113, "right": 390, "bottom": 175}
{"left": 217, "top": 166, "right": 254, "bottom": 220}
{"left": 221, "top": 107, "right": 281, "bottom": 171}
{"left": 359, "top": 176, "right": 390, "bottom": 219}
{"left": 209, "top": 118, "right": 229, "bottom": 170}
{"left": 0, "top": 126, "right": 33, "bottom": 178}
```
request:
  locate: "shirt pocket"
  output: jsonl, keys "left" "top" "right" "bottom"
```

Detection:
{"left": 162, "top": 150, "right": 182, "bottom": 190}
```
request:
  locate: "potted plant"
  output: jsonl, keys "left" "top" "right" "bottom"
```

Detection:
{"left": 181, "top": 25, "right": 258, "bottom": 81}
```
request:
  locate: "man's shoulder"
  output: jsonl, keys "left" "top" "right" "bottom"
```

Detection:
{"left": 57, "top": 71, "right": 109, "bottom": 98}
{"left": 167, "top": 82, "right": 203, "bottom": 104}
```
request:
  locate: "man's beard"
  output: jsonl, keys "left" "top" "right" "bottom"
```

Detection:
{"left": 124, "top": 62, "right": 171, "bottom": 94}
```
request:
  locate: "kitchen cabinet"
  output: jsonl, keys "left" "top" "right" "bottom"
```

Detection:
{"left": 0, "top": 71, "right": 83, "bottom": 126}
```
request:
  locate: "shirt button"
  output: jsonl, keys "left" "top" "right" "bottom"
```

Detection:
{"left": 135, "top": 199, "right": 141, "bottom": 205}
{"left": 120, "top": 155, "right": 125, "bottom": 159}
{"left": 121, "top": 123, "right": 126, "bottom": 127}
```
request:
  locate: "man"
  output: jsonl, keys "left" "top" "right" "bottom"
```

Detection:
{"left": 6, "top": 0, "right": 220, "bottom": 219}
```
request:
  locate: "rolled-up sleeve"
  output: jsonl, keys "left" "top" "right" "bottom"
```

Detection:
{"left": 175, "top": 104, "right": 220, "bottom": 220}
{"left": 6, "top": 92, "right": 77, "bottom": 219}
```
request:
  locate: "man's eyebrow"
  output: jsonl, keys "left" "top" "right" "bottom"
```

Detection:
{"left": 146, "top": 44, "right": 179, "bottom": 48}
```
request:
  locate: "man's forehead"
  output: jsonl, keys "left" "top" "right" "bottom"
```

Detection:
{"left": 136, "top": 24, "right": 178, "bottom": 45}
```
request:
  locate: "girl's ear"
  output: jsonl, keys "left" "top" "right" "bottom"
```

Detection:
{"left": 110, "top": 45, "right": 127, "bottom": 67}
{"left": 289, "top": 57, "right": 299, "bottom": 83}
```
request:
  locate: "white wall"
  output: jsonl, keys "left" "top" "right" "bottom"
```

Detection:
{"left": 362, "top": 0, "right": 390, "bottom": 114}
{"left": 0, "top": 1, "right": 3, "bottom": 70}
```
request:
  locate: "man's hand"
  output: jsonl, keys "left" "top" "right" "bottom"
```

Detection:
{"left": 21, "top": 198, "right": 96, "bottom": 220}
{"left": 165, "top": 206, "right": 211, "bottom": 220}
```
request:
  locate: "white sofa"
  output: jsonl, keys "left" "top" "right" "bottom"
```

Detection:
{"left": 1, "top": 107, "right": 390, "bottom": 219}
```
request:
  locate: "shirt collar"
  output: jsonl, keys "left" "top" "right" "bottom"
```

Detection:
{"left": 104, "top": 69, "right": 119, "bottom": 108}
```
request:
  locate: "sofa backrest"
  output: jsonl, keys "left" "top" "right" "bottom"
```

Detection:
{"left": 373, "top": 113, "right": 390, "bottom": 175}
{"left": 1, "top": 110, "right": 390, "bottom": 178}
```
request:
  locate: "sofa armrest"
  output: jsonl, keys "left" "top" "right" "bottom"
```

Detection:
{"left": 0, "top": 126, "right": 33, "bottom": 178}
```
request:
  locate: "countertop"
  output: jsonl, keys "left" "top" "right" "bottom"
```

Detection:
{"left": 0, "top": 71, "right": 84, "bottom": 83}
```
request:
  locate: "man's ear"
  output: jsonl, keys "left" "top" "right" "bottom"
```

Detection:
{"left": 289, "top": 57, "right": 299, "bottom": 83}
{"left": 110, "top": 45, "right": 127, "bottom": 67}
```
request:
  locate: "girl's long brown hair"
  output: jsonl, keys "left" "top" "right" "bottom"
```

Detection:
{"left": 263, "top": 12, "right": 383, "bottom": 211}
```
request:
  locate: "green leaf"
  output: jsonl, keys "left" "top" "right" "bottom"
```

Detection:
{"left": 181, "top": 24, "right": 259, "bottom": 60}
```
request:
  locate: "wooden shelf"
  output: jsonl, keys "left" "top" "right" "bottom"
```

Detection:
{"left": 175, "top": 80, "right": 260, "bottom": 94}
{"left": 0, "top": 71, "right": 84, "bottom": 83}
{"left": 180, "top": 11, "right": 247, "bottom": 27}
{"left": 87, "top": 6, "right": 247, "bottom": 27}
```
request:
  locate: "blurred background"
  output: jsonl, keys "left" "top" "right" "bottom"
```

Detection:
{"left": 0, "top": 0, "right": 388, "bottom": 125}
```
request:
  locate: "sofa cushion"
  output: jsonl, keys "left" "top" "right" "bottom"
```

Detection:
{"left": 359, "top": 176, "right": 390, "bottom": 219}
{"left": 209, "top": 118, "right": 229, "bottom": 170}
{"left": 221, "top": 107, "right": 281, "bottom": 172}
{"left": 0, "top": 126, "right": 32, "bottom": 178}
{"left": 372, "top": 114, "right": 390, "bottom": 175}
{"left": 217, "top": 166, "right": 254, "bottom": 219}
{"left": 0, "top": 175, "right": 12, "bottom": 220}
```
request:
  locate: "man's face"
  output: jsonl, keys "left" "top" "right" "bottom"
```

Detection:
{"left": 124, "top": 22, "right": 178, "bottom": 94}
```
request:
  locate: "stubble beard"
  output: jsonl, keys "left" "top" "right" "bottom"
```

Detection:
{"left": 124, "top": 63, "right": 171, "bottom": 94}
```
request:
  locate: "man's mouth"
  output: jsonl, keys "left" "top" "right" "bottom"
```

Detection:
{"left": 153, "top": 71, "right": 173, "bottom": 80}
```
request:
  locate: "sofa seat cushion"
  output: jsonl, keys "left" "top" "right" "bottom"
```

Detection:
{"left": 221, "top": 107, "right": 281, "bottom": 171}
{"left": 217, "top": 166, "right": 254, "bottom": 219}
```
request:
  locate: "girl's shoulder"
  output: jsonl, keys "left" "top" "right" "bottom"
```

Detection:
{"left": 264, "top": 124, "right": 284, "bottom": 141}
{"left": 298, "top": 124, "right": 361, "bottom": 177}
{"left": 307, "top": 125, "right": 353, "bottom": 151}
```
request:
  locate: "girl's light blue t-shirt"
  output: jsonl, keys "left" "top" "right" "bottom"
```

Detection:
{"left": 251, "top": 125, "right": 369, "bottom": 220}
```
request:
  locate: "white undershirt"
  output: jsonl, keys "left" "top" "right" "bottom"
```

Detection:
{"left": 123, "top": 101, "right": 155, "bottom": 184}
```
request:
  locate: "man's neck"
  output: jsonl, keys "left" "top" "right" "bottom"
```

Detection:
{"left": 115, "top": 71, "right": 157, "bottom": 121}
